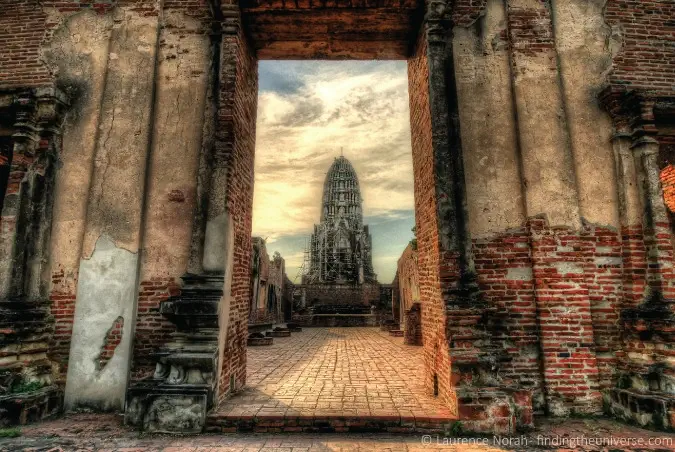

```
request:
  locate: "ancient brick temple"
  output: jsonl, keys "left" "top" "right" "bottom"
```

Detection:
{"left": 296, "top": 156, "right": 380, "bottom": 313}
{"left": 0, "top": 0, "right": 674, "bottom": 435}
{"left": 305, "top": 156, "right": 376, "bottom": 286}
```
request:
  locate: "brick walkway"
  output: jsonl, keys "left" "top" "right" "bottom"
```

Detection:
{"left": 208, "top": 327, "right": 454, "bottom": 432}
{"left": 3, "top": 413, "right": 675, "bottom": 451}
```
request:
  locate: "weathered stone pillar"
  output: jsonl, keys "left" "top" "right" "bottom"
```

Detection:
{"left": 611, "top": 131, "right": 647, "bottom": 308}
{"left": 64, "top": 6, "right": 161, "bottom": 411}
{"left": 0, "top": 87, "right": 69, "bottom": 425}
{"left": 0, "top": 96, "right": 41, "bottom": 299}
{"left": 0, "top": 89, "right": 68, "bottom": 301}
{"left": 634, "top": 135, "right": 675, "bottom": 295}
{"left": 505, "top": 0, "right": 602, "bottom": 416}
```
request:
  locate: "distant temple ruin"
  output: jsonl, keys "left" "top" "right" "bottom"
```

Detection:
{"left": 304, "top": 156, "right": 376, "bottom": 286}
{"left": 294, "top": 156, "right": 380, "bottom": 314}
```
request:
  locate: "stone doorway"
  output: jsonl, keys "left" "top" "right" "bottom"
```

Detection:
{"left": 202, "top": 0, "right": 470, "bottom": 431}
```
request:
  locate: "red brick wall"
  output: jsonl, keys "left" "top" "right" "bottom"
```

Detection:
{"left": 216, "top": 12, "right": 258, "bottom": 402}
{"left": 604, "top": 0, "right": 675, "bottom": 97}
{"left": 506, "top": 0, "right": 556, "bottom": 56}
{"left": 472, "top": 228, "right": 543, "bottom": 407}
{"left": 0, "top": 1, "right": 163, "bottom": 90}
{"left": 661, "top": 165, "right": 675, "bottom": 214}
{"left": 131, "top": 278, "right": 180, "bottom": 380}
{"left": 48, "top": 267, "right": 77, "bottom": 380}
{"left": 528, "top": 217, "right": 604, "bottom": 414}
{"left": 408, "top": 31, "right": 456, "bottom": 414}
{"left": 97, "top": 315, "right": 124, "bottom": 370}
{"left": 0, "top": 1, "right": 51, "bottom": 89}
{"left": 473, "top": 218, "right": 625, "bottom": 413}
{"left": 452, "top": 0, "right": 486, "bottom": 26}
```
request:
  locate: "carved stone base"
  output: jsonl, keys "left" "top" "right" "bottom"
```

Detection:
{"left": 0, "top": 385, "right": 61, "bottom": 426}
{"left": 608, "top": 388, "right": 675, "bottom": 430}
{"left": 124, "top": 273, "right": 222, "bottom": 433}
{"left": 125, "top": 383, "right": 210, "bottom": 433}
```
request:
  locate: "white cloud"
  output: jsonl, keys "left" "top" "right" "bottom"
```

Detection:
{"left": 252, "top": 61, "right": 414, "bottom": 282}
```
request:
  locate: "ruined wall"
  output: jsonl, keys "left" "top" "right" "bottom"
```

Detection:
{"left": 216, "top": 7, "right": 258, "bottom": 402}
{"left": 450, "top": 0, "right": 673, "bottom": 420}
{"left": 408, "top": 29, "right": 456, "bottom": 414}
{"left": 395, "top": 242, "right": 420, "bottom": 328}
{"left": 0, "top": 0, "right": 217, "bottom": 410}
{"left": 296, "top": 283, "right": 380, "bottom": 307}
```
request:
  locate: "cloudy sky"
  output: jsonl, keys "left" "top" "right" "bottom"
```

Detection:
{"left": 252, "top": 61, "right": 415, "bottom": 283}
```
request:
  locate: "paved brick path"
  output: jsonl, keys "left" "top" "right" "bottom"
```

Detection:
{"left": 208, "top": 327, "right": 452, "bottom": 432}
{"left": 3, "top": 328, "right": 674, "bottom": 450}
{"left": 3, "top": 413, "right": 675, "bottom": 451}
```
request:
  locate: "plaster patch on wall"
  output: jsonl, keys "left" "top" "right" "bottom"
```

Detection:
{"left": 506, "top": 266, "right": 533, "bottom": 281}
{"left": 553, "top": 261, "right": 584, "bottom": 275}
{"left": 203, "top": 213, "right": 228, "bottom": 272}
{"left": 64, "top": 235, "right": 139, "bottom": 411}
{"left": 594, "top": 256, "right": 622, "bottom": 266}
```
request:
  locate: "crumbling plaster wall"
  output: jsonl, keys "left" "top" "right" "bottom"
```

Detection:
{"left": 40, "top": 2, "right": 214, "bottom": 409}
{"left": 453, "top": 0, "right": 623, "bottom": 414}
{"left": 61, "top": 5, "right": 161, "bottom": 411}
{"left": 44, "top": 9, "right": 114, "bottom": 380}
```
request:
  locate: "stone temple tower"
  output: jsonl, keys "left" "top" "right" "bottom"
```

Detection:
{"left": 304, "top": 156, "right": 377, "bottom": 285}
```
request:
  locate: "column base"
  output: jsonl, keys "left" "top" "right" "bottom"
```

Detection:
{"left": 124, "top": 273, "right": 222, "bottom": 433}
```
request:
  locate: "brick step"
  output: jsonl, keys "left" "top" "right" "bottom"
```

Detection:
{"left": 247, "top": 336, "right": 273, "bottom": 346}
{"left": 206, "top": 412, "right": 457, "bottom": 434}
{"left": 389, "top": 329, "right": 404, "bottom": 337}
{"left": 266, "top": 330, "right": 291, "bottom": 337}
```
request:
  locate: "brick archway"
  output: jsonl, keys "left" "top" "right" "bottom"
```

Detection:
{"left": 214, "top": 0, "right": 469, "bottom": 421}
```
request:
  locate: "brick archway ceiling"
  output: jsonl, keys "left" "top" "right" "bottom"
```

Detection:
{"left": 239, "top": 0, "right": 425, "bottom": 59}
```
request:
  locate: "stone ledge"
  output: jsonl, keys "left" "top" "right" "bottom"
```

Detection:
{"left": 266, "top": 330, "right": 291, "bottom": 338}
{"left": 0, "top": 385, "right": 62, "bottom": 426}
{"left": 608, "top": 388, "right": 675, "bottom": 431}
{"left": 205, "top": 412, "right": 458, "bottom": 434}
{"left": 247, "top": 337, "right": 273, "bottom": 346}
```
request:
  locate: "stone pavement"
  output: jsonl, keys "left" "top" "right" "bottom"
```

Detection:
{"left": 2, "top": 413, "right": 675, "bottom": 451}
{"left": 3, "top": 328, "right": 674, "bottom": 450}
{"left": 208, "top": 328, "right": 454, "bottom": 432}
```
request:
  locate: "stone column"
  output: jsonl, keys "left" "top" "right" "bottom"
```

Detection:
{"left": 612, "top": 132, "right": 647, "bottom": 308}
{"left": 0, "top": 87, "right": 69, "bottom": 425}
{"left": 0, "top": 97, "right": 41, "bottom": 299}
{"left": 505, "top": 0, "right": 601, "bottom": 416}
{"left": 64, "top": 6, "right": 161, "bottom": 411}
{"left": 633, "top": 135, "right": 675, "bottom": 295}
{"left": 0, "top": 89, "right": 68, "bottom": 300}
